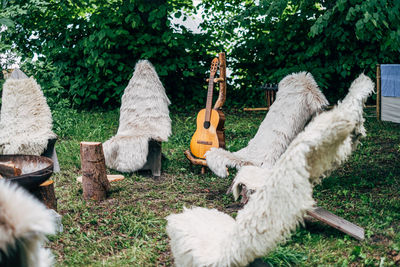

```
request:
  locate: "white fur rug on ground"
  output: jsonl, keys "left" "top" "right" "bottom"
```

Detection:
{"left": 103, "top": 60, "right": 171, "bottom": 172}
{"left": 167, "top": 74, "right": 374, "bottom": 267}
{"left": 0, "top": 69, "right": 56, "bottom": 155}
{"left": 205, "top": 72, "right": 329, "bottom": 177}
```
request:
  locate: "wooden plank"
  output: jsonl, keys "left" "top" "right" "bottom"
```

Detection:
{"left": 243, "top": 107, "right": 269, "bottom": 111}
{"left": 245, "top": 105, "right": 376, "bottom": 112}
{"left": 307, "top": 206, "right": 364, "bottom": 241}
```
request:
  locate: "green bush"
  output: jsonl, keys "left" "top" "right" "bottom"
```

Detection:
{"left": 1, "top": 0, "right": 212, "bottom": 111}
{"left": 200, "top": 0, "right": 400, "bottom": 105}
{"left": 2, "top": 0, "right": 400, "bottom": 109}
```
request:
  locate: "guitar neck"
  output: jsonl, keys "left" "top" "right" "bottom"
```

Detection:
{"left": 204, "top": 74, "right": 215, "bottom": 123}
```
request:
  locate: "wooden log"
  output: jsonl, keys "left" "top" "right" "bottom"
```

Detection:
{"left": 80, "top": 142, "right": 111, "bottom": 201}
{"left": 32, "top": 180, "right": 57, "bottom": 211}
{"left": 0, "top": 162, "right": 22, "bottom": 177}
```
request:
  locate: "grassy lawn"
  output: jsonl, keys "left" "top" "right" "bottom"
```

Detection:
{"left": 49, "top": 107, "right": 400, "bottom": 266}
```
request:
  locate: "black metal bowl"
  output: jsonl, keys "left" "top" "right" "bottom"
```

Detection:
{"left": 0, "top": 155, "right": 54, "bottom": 190}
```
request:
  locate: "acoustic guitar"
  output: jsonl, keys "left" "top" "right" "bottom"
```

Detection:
{"left": 190, "top": 58, "right": 226, "bottom": 159}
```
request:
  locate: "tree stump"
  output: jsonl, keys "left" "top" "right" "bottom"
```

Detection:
{"left": 80, "top": 142, "right": 111, "bottom": 201}
{"left": 32, "top": 180, "right": 57, "bottom": 211}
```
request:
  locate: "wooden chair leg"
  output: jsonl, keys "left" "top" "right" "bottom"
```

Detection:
{"left": 142, "top": 140, "right": 162, "bottom": 178}
{"left": 42, "top": 138, "right": 60, "bottom": 172}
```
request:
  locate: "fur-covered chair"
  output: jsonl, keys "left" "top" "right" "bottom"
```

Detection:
{"left": 166, "top": 74, "right": 374, "bottom": 267}
{"left": 103, "top": 60, "right": 171, "bottom": 174}
{"left": 0, "top": 69, "right": 57, "bottom": 156}
{"left": 205, "top": 72, "right": 329, "bottom": 178}
{"left": 0, "top": 180, "right": 56, "bottom": 267}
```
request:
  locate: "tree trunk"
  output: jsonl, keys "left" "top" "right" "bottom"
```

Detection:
{"left": 80, "top": 142, "right": 110, "bottom": 201}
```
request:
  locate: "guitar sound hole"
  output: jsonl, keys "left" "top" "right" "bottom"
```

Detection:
{"left": 204, "top": 121, "right": 210, "bottom": 129}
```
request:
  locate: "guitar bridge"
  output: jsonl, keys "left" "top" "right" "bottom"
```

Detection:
{"left": 197, "top": 140, "right": 212, "bottom": 145}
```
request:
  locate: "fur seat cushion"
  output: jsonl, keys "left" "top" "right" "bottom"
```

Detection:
{"left": 167, "top": 74, "right": 374, "bottom": 267}
{"left": 103, "top": 60, "right": 171, "bottom": 172}
{"left": 167, "top": 207, "right": 236, "bottom": 266}
{"left": 0, "top": 180, "right": 56, "bottom": 267}
{"left": 0, "top": 72, "right": 56, "bottom": 155}
{"left": 205, "top": 72, "right": 329, "bottom": 177}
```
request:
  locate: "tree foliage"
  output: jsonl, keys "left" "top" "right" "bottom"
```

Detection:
{"left": 1, "top": 0, "right": 213, "bottom": 109}
{"left": 200, "top": 0, "right": 400, "bottom": 105}
{"left": 1, "top": 0, "right": 400, "bottom": 109}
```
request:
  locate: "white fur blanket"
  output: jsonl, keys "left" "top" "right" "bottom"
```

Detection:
{"left": 0, "top": 70, "right": 56, "bottom": 155}
{"left": 205, "top": 72, "right": 329, "bottom": 177}
{"left": 167, "top": 74, "right": 374, "bottom": 267}
{"left": 103, "top": 60, "right": 171, "bottom": 172}
{"left": 0, "top": 180, "right": 56, "bottom": 267}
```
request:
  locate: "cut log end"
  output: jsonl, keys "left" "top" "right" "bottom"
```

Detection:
{"left": 77, "top": 174, "right": 125, "bottom": 183}
{"left": 80, "top": 141, "right": 102, "bottom": 146}
{"left": 80, "top": 142, "right": 111, "bottom": 201}
{"left": 33, "top": 180, "right": 57, "bottom": 211}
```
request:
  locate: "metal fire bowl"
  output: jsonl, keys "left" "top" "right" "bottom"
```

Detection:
{"left": 0, "top": 155, "right": 54, "bottom": 190}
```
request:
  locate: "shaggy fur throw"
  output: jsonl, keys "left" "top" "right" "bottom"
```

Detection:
{"left": 205, "top": 72, "right": 329, "bottom": 177}
{"left": 166, "top": 74, "right": 374, "bottom": 267}
{"left": 0, "top": 180, "right": 56, "bottom": 267}
{"left": 103, "top": 60, "right": 171, "bottom": 172}
{"left": 0, "top": 70, "right": 56, "bottom": 155}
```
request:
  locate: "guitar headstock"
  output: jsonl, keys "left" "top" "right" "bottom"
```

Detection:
{"left": 210, "top": 58, "right": 219, "bottom": 76}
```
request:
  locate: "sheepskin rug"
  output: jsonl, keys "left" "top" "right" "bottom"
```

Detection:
{"left": 205, "top": 72, "right": 329, "bottom": 177}
{"left": 0, "top": 69, "right": 56, "bottom": 155}
{"left": 103, "top": 60, "right": 171, "bottom": 172}
{"left": 0, "top": 180, "right": 56, "bottom": 267}
{"left": 166, "top": 74, "right": 374, "bottom": 267}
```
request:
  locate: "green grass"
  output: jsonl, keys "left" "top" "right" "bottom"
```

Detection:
{"left": 49, "top": 107, "right": 400, "bottom": 266}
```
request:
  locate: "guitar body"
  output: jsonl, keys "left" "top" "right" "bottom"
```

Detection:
{"left": 190, "top": 108, "right": 225, "bottom": 159}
